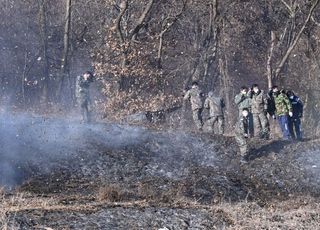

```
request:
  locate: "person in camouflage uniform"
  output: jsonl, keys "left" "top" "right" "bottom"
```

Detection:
{"left": 76, "top": 71, "right": 94, "bottom": 123}
{"left": 248, "top": 84, "right": 270, "bottom": 139}
{"left": 271, "top": 86, "right": 293, "bottom": 140}
{"left": 184, "top": 81, "right": 204, "bottom": 130}
{"left": 204, "top": 91, "right": 225, "bottom": 134}
{"left": 235, "top": 108, "right": 250, "bottom": 161}
{"left": 234, "top": 86, "right": 253, "bottom": 136}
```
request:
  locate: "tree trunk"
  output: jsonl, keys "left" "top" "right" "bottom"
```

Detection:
{"left": 57, "top": 0, "right": 72, "bottom": 101}
{"left": 38, "top": 0, "right": 50, "bottom": 103}
{"left": 156, "top": 1, "right": 187, "bottom": 69}
{"left": 267, "top": 31, "right": 275, "bottom": 89}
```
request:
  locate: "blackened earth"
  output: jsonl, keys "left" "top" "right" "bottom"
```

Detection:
{"left": 1, "top": 113, "right": 320, "bottom": 229}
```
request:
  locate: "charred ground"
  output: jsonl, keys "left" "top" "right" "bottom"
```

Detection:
{"left": 1, "top": 113, "right": 320, "bottom": 229}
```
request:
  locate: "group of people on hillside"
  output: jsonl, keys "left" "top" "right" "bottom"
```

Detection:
{"left": 76, "top": 70, "right": 304, "bottom": 160}
{"left": 183, "top": 81, "right": 304, "bottom": 158}
{"left": 234, "top": 85, "right": 303, "bottom": 156}
{"left": 183, "top": 81, "right": 225, "bottom": 134}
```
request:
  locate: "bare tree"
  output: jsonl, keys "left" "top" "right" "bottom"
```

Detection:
{"left": 274, "top": 0, "right": 320, "bottom": 78}
{"left": 57, "top": 0, "right": 72, "bottom": 99}
{"left": 38, "top": 0, "right": 50, "bottom": 103}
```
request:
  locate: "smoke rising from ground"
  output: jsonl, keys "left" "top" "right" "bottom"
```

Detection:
{"left": 0, "top": 112, "right": 148, "bottom": 187}
{"left": 0, "top": 110, "right": 224, "bottom": 188}
{"left": 1, "top": 110, "right": 320, "bottom": 201}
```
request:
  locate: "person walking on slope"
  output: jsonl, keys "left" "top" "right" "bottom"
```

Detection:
{"left": 235, "top": 108, "right": 250, "bottom": 162}
{"left": 287, "top": 90, "right": 303, "bottom": 140}
{"left": 76, "top": 71, "right": 94, "bottom": 123}
{"left": 204, "top": 91, "right": 225, "bottom": 134}
{"left": 271, "top": 86, "right": 293, "bottom": 140}
{"left": 183, "top": 81, "right": 204, "bottom": 131}
{"left": 248, "top": 84, "right": 270, "bottom": 139}
{"left": 234, "top": 86, "right": 253, "bottom": 137}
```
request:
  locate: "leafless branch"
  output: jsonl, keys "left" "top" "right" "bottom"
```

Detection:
{"left": 114, "top": 0, "right": 128, "bottom": 44}
{"left": 130, "top": 0, "right": 154, "bottom": 40}
{"left": 157, "top": 0, "right": 187, "bottom": 68}
{"left": 275, "top": 0, "right": 320, "bottom": 78}
{"left": 280, "top": 0, "right": 294, "bottom": 15}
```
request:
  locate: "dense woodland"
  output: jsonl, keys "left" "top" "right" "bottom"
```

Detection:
{"left": 1, "top": 0, "right": 320, "bottom": 134}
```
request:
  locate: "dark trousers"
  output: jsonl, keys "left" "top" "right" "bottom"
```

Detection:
{"left": 80, "top": 99, "right": 91, "bottom": 123}
{"left": 277, "top": 115, "right": 291, "bottom": 140}
{"left": 238, "top": 111, "right": 253, "bottom": 137}
{"left": 192, "top": 108, "right": 203, "bottom": 130}
{"left": 288, "top": 117, "right": 302, "bottom": 140}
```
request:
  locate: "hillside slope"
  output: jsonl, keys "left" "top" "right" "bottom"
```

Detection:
{"left": 1, "top": 113, "right": 320, "bottom": 229}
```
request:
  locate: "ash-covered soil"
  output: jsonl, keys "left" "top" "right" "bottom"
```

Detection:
{"left": 1, "top": 113, "right": 320, "bottom": 229}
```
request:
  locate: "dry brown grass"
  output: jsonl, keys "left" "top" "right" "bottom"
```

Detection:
{"left": 209, "top": 197, "right": 320, "bottom": 229}
{"left": 97, "top": 184, "right": 129, "bottom": 202}
{"left": 1, "top": 184, "right": 320, "bottom": 229}
{"left": 0, "top": 187, "right": 15, "bottom": 230}
{"left": 0, "top": 189, "right": 57, "bottom": 230}
{"left": 96, "top": 185, "right": 320, "bottom": 229}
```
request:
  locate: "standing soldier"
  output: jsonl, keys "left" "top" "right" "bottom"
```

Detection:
{"left": 234, "top": 86, "right": 253, "bottom": 136}
{"left": 248, "top": 84, "right": 270, "bottom": 139}
{"left": 235, "top": 108, "right": 250, "bottom": 162}
{"left": 272, "top": 86, "right": 293, "bottom": 140}
{"left": 76, "top": 71, "right": 94, "bottom": 123}
{"left": 287, "top": 90, "right": 303, "bottom": 140}
{"left": 183, "top": 81, "right": 204, "bottom": 131}
{"left": 204, "top": 91, "right": 225, "bottom": 134}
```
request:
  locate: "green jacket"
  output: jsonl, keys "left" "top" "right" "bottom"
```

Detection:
{"left": 274, "top": 93, "right": 292, "bottom": 116}
{"left": 204, "top": 93, "right": 224, "bottom": 117}
{"left": 249, "top": 90, "right": 268, "bottom": 114}
{"left": 234, "top": 93, "right": 251, "bottom": 111}
{"left": 184, "top": 86, "right": 203, "bottom": 111}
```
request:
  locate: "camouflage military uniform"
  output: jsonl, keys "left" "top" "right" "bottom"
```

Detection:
{"left": 249, "top": 90, "right": 270, "bottom": 138}
{"left": 274, "top": 92, "right": 292, "bottom": 139}
{"left": 76, "top": 75, "right": 93, "bottom": 123}
{"left": 184, "top": 86, "right": 203, "bottom": 130}
{"left": 204, "top": 92, "right": 224, "bottom": 134}
{"left": 234, "top": 92, "right": 253, "bottom": 136}
{"left": 235, "top": 115, "right": 249, "bottom": 155}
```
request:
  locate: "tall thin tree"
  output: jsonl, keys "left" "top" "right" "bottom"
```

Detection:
{"left": 58, "top": 0, "right": 72, "bottom": 100}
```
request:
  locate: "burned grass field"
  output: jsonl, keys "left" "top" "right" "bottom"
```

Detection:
{"left": 1, "top": 113, "right": 320, "bottom": 229}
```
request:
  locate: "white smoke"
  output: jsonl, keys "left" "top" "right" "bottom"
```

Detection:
{"left": 0, "top": 111, "right": 148, "bottom": 187}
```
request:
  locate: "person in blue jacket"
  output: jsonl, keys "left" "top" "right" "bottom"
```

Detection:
{"left": 286, "top": 90, "right": 303, "bottom": 140}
